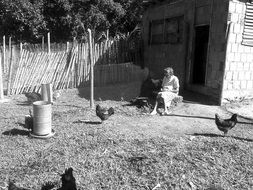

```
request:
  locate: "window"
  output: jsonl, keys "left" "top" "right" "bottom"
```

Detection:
{"left": 149, "top": 16, "right": 184, "bottom": 45}
{"left": 149, "top": 20, "right": 164, "bottom": 44}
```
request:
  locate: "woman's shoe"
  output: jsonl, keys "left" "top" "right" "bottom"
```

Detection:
{"left": 162, "top": 111, "right": 172, "bottom": 116}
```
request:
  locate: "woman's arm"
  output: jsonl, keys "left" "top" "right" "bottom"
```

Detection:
{"left": 171, "top": 76, "right": 179, "bottom": 94}
{"left": 170, "top": 89, "right": 179, "bottom": 94}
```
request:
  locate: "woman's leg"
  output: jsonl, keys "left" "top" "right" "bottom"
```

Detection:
{"left": 150, "top": 100, "right": 158, "bottom": 115}
{"left": 150, "top": 93, "right": 161, "bottom": 115}
{"left": 164, "top": 99, "right": 172, "bottom": 114}
{"left": 162, "top": 92, "right": 177, "bottom": 114}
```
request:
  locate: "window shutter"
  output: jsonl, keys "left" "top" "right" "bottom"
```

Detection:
{"left": 243, "top": 2, "right": 253, "bottom": 46}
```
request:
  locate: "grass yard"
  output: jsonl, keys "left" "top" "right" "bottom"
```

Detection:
{"left": 0, "top": 83, "right": 252, "bottom": 190}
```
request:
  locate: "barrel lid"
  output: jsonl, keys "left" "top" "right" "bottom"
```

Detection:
{"left": 33, "top": 101, "right": 52, "bottom": 106}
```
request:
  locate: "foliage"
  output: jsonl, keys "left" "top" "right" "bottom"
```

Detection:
{"left": 0, "top": 0, "right": 144, "bottom": 42}
{"left": 0, "top": 0, "right": 46, "bottom": 42}
{"left": 42, "top": 0, "right": 73, "bottom": 42}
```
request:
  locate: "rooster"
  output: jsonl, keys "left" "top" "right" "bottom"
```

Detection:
{"left": 59, "top": 168, "right": 77, "bottom": 190}
{"left": 215, "top": 113, "right": 238, "bottom": 136}
{"left": 24, "top": 92, "right": 41, "bottom": 103}
{"left": 96, "top": 104, "right": 114, "bottom": 123}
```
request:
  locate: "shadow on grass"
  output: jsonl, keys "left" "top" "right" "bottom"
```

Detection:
{"left": 16, "top": 122, "right": 25, "bottom": 127}
{"left": 205, "top": 185, "right": 224, "bottom": 190}
{"left": 56, "top": 104, "right": 84, "bottom": 109}
{"left": 16, "top": 102, "right": 31, "bottom": 106}
{"left": 73, "top": 120, "right": 101, "bottom": 125}
{"left": 2, "top": 128, "right": 29, "bottom": 136}
{"left": 192, "top": 133, "right": 253, "bottom": 142}
{"left": 169, "top": 114, "right": 253, "bottom": 125}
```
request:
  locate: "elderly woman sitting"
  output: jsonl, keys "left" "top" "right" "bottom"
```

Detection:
{"left": 150, "top": 67, "right": 179, "bottom": 115}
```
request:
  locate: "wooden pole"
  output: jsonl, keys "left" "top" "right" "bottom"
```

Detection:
{"left": 106, "top": 29, "right": 109, "bottom": 41}
{"left": 7, "top": 37, "right": 13, "bottom": 95}
{"left": 0, "top": 53, "right": 4, "bottom": 100}
{"left": 42, "top": 36, "right": 45, "bottom": 51}
{"left": 66, "top": 41, "right": 69, "bottom": 52}
{"left": 20, "top": 42, "right": 23, "bottom": 55}
{"left": 88, "top": 29, "right": 94, "bottom": 108}
{"left": 3, "top": 36, "right": 5, "bottom": 73}
{"left": 47, "top": 32, "right": 51, "bottom": 53}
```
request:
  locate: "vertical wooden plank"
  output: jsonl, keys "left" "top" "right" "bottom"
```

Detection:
{"left": 84, "top": 43, "right": 88, "bottom": 85}
{"left": 0, "top": 53, "right": 4, "bottom": 100}
{"left": 42, "top": 36, "right": 45, "bottom": 51}
{"left": 3, "top": 36, "right": 6, "bottom": 73}
{"left": 78, "top": 43, "right": 82, "bottom": 87}
{"left": 20, "top": 42, "right": 23, "bottom": 55}
{"left": 106, "top": 29, "right": 109, "bottom": 41}
{"left": 88, "top": 29, "right": 94, "bottom": 108}
{"left": 7, "top": 37, "right": 13, "bottom": 95}
{"left": 47, "top": 32, "right": 51, "bottom": 53}
{"left": 66, "top": 41, "right": 69, "bottom": 52}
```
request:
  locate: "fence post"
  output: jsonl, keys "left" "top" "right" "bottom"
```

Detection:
{"left": 0, "top": 53, "right": 4, "bottom": 100}
{"left": 7, "top": 37, "right": 13, "bottom": 95}
{"left": 42, "top": 36, "right": 45, "bottom": 51}
{"left": 106, "top": 29, "right": 109, "bottom": 41}
{"left": 20, "top": 42, "right": 23, "bottom": 55}
{"left": 66, "top": 41, "right": 69, "bottom": 52}
{"left": 3, "top": 36, "right": 5, "bottom": 73}
{"left": 88, "top": 29, "right": 94, "bottom": 108}
{"left": 47, "top": 32, "right": 51, "bottom": 53}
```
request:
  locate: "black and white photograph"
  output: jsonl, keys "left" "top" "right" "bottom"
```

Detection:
{"left": 0, "top": 0, "right": 252, "bottom": 189}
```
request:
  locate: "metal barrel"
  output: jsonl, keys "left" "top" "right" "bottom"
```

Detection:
{"left": 32, "top": 101, "right": 52, "bottom": 136}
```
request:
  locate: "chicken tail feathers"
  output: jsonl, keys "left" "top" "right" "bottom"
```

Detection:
{"left": 108, "top": 107, "right": 114, "bottom": 116}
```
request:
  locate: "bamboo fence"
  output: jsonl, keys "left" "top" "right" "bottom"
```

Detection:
{"left": 1, "top": 37, "right": 142, "bottom": 95}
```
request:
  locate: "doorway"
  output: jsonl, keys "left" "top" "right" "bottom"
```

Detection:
{"left": 192, "top": 25, "right": 210, "bottom": 84}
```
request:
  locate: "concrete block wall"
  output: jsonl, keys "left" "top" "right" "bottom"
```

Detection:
{"left": 222, "top": 0, "right": 253, "bottom": 102}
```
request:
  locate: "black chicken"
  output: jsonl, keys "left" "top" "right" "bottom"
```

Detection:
{"left": 59, "top": 168, "right": 77, "bottom": 190}
{"left": 8, "top": 180, "right": 29, "bottom": 190}
{"left": 215, "top": 113, "right": 238, "bottom": 136}
{"left": 96, "top": 104, "right": 114, "bottom": 122}
{"left": 41, "top": 181, "right": 57, "bottom": 190}
{"left": 24, "top": 109, "right": 33, "bottom": 132}
{"left": 139, "top": 76, "right": 162, "bottom": 99}
{"left": 24, "top": 92, "right": 41, "bottom": 103}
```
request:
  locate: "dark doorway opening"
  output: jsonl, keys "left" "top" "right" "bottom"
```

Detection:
{"left": 192, "top": 25, "right": 209, "bottom": 84}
